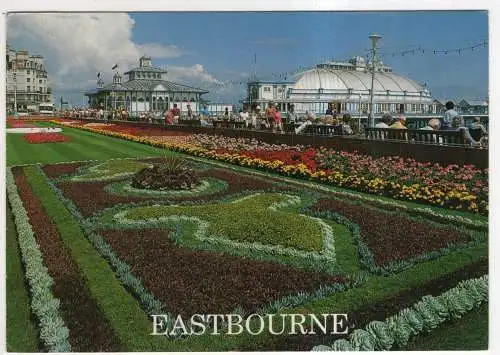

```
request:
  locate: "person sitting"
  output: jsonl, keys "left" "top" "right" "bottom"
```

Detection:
{"left": 417, "top": 118, "right": 442, "bottom": 144}
{"left": 375, "top": 113, "right": 392, "bottom": 128}
{"left": 341, "top": 114, "right": 353, "bottom": 135}
{"left": 452, "top": 116, "right": 479, "bottom": 147}
{"left": 468, "top": 116, "right": 488, "bottom": 147}
{"left": 420, "top": 118, "right": 441, "bottom": 130}
{"left": 389, "top": 116, "right": 407, "bottom": 129}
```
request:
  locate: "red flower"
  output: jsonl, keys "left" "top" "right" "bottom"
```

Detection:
{"left": 23, "top": 133, "right": 71, "bottom": 144}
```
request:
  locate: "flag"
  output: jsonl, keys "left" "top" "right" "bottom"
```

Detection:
{"left": 112, "top": 64, "right": 118, "bottom": 70}
{"left": 97, "top": 72, "right": 101, "bottom": 78}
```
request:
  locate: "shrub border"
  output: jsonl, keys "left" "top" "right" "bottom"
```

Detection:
{"left": 6, "top": 168, "right": 71, "bottom": 352}
{"left": 312, "top": 274, "right": 488, "bottom": 351}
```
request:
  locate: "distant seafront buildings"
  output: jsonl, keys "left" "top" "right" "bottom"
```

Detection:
{"left": 242, "top": 56, "right": 488, "bottom": 116}
{"left": 85, "top": 56, "right": 209, "bottom": 115}
{"left": 6, "top": 44, "right": 53, "bottom": 114}
{"left": 82, "top": 54, "right": 487, "bottom": 117}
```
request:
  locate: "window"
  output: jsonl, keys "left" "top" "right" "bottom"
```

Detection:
{"left": 27, "top": 86, "right": 30, "bottom": 92}
{"left": 27, "top": 78, "right": 30, "bottom": 82}
{"left": 264, "top": 87, "right": 271, "bottom": 92}
{"left": 39, "top": 79, "right": 42, "bottom": 84}
{"left": 27, "top": 70, "right": 30, "bottom": 74}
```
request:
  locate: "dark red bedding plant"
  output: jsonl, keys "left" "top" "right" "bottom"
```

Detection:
{"left": 12, "top": 168, "right": 120, "bottom": 351}
{"left": 95, "top": 125, "right": 190, "bottom": 137}
{"left": 23, "top": 132, "right": 71, "bottom": 144}
{"left": 8, "top": 120, "right": 38, "bottom": 128}
{"left": 42, "top": 162, "right": 84, "bottom": 178}
{"left": 99, "top": 228, "right": 349, "bottom": 317}
{"left": 311, "top": 199, "right": 469, "bottom": 266}
{"left": 57, "top": 168, "right": 292, "bottom": 217}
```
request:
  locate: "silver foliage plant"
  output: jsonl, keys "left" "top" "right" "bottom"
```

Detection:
{"left": 311, "top": 275, "right": 488, "bottom": 351}
{"left": 7, "top": 168, "right": 71, "bottom": 352}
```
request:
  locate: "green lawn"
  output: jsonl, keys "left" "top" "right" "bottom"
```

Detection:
{"left": 6, "top": 205, "right": 39, "bottom": 352}
{"left": 6, "top": 123, "right": 166, "bottom": 166}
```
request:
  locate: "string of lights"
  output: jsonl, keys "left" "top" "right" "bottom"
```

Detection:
{"left": 370, "top": 39, "right": 488, "bottom": 58}
{"left": 204, "top": 38, "right": 488, "bottom": 91}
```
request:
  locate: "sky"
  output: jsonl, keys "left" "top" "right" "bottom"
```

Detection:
{"left": 6, "top": 11, "right": 489, "bottom": 107}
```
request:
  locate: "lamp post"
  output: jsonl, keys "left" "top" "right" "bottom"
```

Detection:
{"left": 13, "top": 65, "right": 17, "bottom": 117}
{"left": 368, "top": 34, "right": 382, "bottom": 128}
{"left": 358, "top": 94, "right": 362, "bottom": 134}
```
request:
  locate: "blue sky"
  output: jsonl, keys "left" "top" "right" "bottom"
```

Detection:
{"left": 7, "top": 11, "right": 489, "bottom": 106}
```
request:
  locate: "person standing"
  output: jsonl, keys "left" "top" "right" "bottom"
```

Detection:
{"left": 172, "top": 103, "right": 181, "bottom": 118}
{"left": 274, "top": 107, "right": 283, "bottom": 133}
{"left": 287, "top": 104, "right": 298, "bottom": 126}
{"left": 252, "top": 105, "right": 261, "bottom": 129}
{"left": 325, "top": 103, "right": 334, "bottom": 116}
{"left": 265, "top": 102, "right": 276, "bottom": 130}
{"left": 187, "top": 104, "right": 193, "bottom": 119}
{"left": 442, "top": 101, "right": 459, "bottom": 130}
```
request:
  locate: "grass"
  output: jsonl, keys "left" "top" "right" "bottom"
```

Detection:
{"left": 6, "top": 123, "right": 166, "bottom": 166}
{"left": 5, "top": 204, "right": 39, "bottom": 352}
{"left": 403, "top": 302, "right": 488, "bottom": 350}
{"left": 107, "top": 193, "right": 326, "bottom": 252}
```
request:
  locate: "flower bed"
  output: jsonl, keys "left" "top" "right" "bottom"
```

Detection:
{"left": 99, "top": 227, "right": 348, "bottom": 316}
{"left": 23, "top": 132, "right": 71, "bottom": 144}
{"left": 310, "top": 199, "right": 473, "bottom": 267}
{"left": 8, "top": 150, "right": 488, "bottom": 351}
{"left": 54, "top": 159, "right": 289, "bottom": 217}
{"left": 50, "top": 121, "right": 488, "bottom": 215}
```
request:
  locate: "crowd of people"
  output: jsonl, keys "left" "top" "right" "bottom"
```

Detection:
{"left": 60, "top": 100, "right": 487, "bottom": 148}
{"left": 373, "top": 101, "right": 488, "bottom": 147}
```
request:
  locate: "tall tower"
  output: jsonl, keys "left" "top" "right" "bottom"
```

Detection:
{"left": 139, "top": 55, "right": 152, "bottom": 68}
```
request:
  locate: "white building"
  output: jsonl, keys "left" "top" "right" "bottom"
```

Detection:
{"left": 6, "top": 44, "right": 53, "bottom": 113}
{"left": 85, "top": 56, "right": 208, "bottom": 116}
{"left": 244, "top": 56, "right": 434, "bottom": 115}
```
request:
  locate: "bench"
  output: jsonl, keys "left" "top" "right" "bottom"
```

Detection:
{"left": 302, "top": 124, "right": 345, "bottom": 136}
{"left": 365, "top": 128, "right": 467, "bottom": 146}
{"left": 178, "top": 119, "right": 201, "bottom": 126}
{"left": 212, "top": 120, "right": 246, "bottom": 129}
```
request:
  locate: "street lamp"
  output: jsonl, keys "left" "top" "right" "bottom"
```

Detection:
{"left": 358, "top": 94, "right": 362, "bottom": 134}
{"left": 368, "top": 34, "right": 382, "bottom": 128}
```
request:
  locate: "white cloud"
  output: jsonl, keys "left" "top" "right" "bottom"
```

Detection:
{"left": 167, "top": 64, "right": 222, "bottom": 85}
{"left": 6, "top": 13, "right": 222, "bottom": 96}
